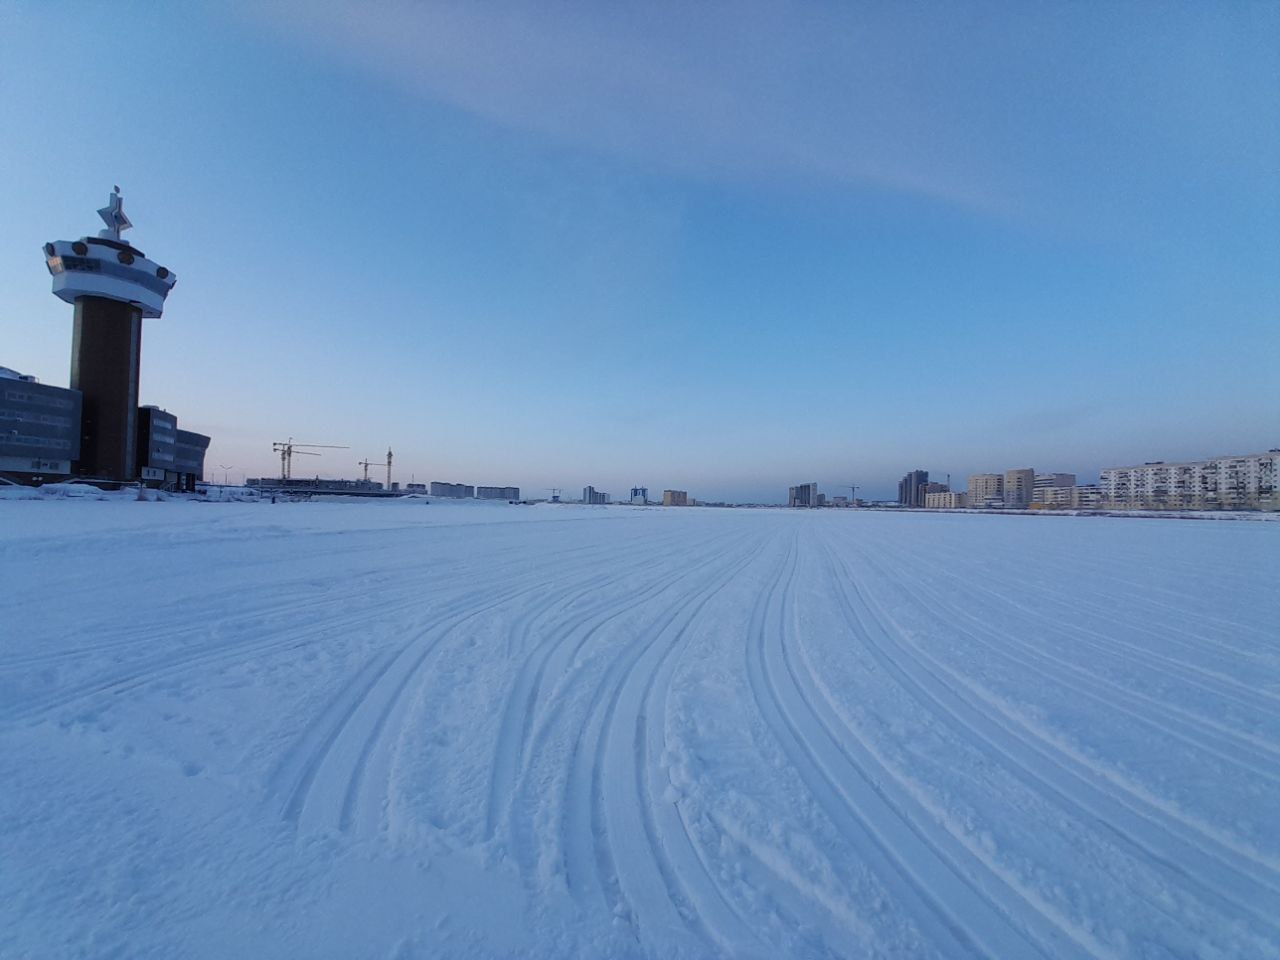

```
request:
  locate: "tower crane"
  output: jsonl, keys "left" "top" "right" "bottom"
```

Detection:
{"left": 272, "top": 438, "right": 348, "bottom": 481}
{"left": 358, "top": 448, "right": 394, "bottom": 489}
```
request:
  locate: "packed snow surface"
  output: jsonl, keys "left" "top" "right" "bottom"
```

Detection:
{"left": 1, "top": 498, "right": 1277, "bottom": 959}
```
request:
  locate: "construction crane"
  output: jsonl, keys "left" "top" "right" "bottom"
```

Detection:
{"left": 846, "top": 482, "right": 860, "bottom": 505}
{"left": 359, "top": 449, "right": 394, "bottom": 489}
{"left": 546, "top": 487, "right": 562, "bottom": 503}
{"left": 272, "top": 438, "right": 348, "bottom": 481}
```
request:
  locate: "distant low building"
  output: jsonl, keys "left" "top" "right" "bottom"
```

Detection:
{"left": 1033, "top": 473, "right": 1076, "bottom": 503}
{"left": 405, "top": 483, "right": 427, "bottom": 493}
{"left": 662, "top": 489, "right": 689, "bottom": 506}
{"left": 1032, "top": 485, "right": 1075, "bottom": 508}
{"left": 430, "top": 481, "right": 474, "bottom": 498}
{"left": 788, "top": 482, "right": 818, "bottom": 508}
{"left": 1073, "top": 485, "right": 1104, "bottom": 509}
{"left": 477, "top": 486, "right": 520, "bottom": 500}
{"left": 925, "top": 491, "right": 967, "bottom": 509}
{"left": 248, "top": 476, "right": 383, "bottom": 493}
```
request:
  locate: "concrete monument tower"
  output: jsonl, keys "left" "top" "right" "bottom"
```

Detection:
{"left": 42, "top": 188, "right": 177, "bottom": 481}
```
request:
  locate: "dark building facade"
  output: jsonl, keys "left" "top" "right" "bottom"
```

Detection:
{"left": 477, "top": 485, "right": 520, "bottom": 500}
{"left": 431, "top": 481, "right": 475, "bottom": 498}
{"left": 897, "top": 470, "right": 929, "bottom": 507}
{"left": 0, "top": 368, "right": 82, "bottom": 480}
{"left": 174, "top": 430, "right": 210, "bottom": 489}
{"left": 71, "top": 295, "right": 143, "bottom": 481}
{"left": 136, "top": 406, "right": 209, "bottom": 491}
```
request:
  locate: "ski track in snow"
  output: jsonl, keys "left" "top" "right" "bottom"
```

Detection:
{"left": 1, "top": 500, "right": 1277, "bottom": 959}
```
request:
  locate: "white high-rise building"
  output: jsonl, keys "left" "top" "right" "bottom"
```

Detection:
{"left": 1101, "top": 452, "right": 1278, "bottom": 510}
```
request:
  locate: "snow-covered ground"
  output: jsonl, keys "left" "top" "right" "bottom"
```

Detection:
{"left": 1, "top": 498, "right": 1277, "bottom": 959}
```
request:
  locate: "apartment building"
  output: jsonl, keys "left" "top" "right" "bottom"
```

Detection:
{"left": 1101, "top": 452, "right": 1279, "bottom": 510}
{"left": 1032, "top": 473, "right": 1076, "bottom": 503}
{"left": 583, "top": 485, "right": 610, "bottom": 505}
{"left": 925, "top": 491, "right": 968, "bottom": 509}
{"left": 1003, "top": 468, "right": 1035, "bottom": 509}
{"left": 662, "top": 489, "right": 689, "bottom": 506}
{"left": 897, "top": 470, "right": 929, "bottom": 507}
{"left": 788, "top": 482, "right": 818, "bottom": 508}
{"left": 967, "top": 473, "right": 1003, "bottom": 508}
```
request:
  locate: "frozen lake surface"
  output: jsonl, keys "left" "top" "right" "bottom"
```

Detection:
{"left": 1, "top": 498, "right": 1277, "bottom": 958}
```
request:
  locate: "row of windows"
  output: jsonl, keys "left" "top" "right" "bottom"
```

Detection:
{"left": 1, "top": 435, "right": 72, "bottom": 450}
{"left": 0, "top": 410, "right": 72, "bottom": 427}
{"left": 3, "top": 390, "right": 76, "bottom": 410}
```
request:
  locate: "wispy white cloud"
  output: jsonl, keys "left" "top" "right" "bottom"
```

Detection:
{"left": 237, "top": 1, "right": 1278, "bottom": 238}
{"left": 235, "top": 2, "right": 1028, "bottom": 212}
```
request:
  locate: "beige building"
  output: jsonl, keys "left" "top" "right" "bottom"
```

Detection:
{"left": 925, "top": 491, "right": 968, "bottom": 509}
{"left": 1073, "top": 485, "right": 1104, "bottom": 509}
{"left": 1033, "top": 473, "right": 1076, "bottom": 503}
{"left": 663, "top": 489, "right": 689, "bottom": 506}
{"left": 967, "top": 473, "right": 1003, "bottom": 508}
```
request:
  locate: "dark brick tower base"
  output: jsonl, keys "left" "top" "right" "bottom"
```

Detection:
{"left": 70, "top": 295, "right": 142, "bottom": 482}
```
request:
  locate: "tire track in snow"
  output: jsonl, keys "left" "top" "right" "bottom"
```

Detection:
{"left": 3, "top": 534, "right": 625, "bottom": 723}
{"left": 311, "top": 526, "right": 712, "bottom": 839}
{"left": 822, "top": 535, "right": 1280, "bottom": 935}
{"left": 589, "top": 534, "right": 761, "bottom": 950}
{"left": 502, "top": 529, "right": 756, "bottom": 880}
{"left": 857, "top": 539, "right": 1280, "bottom": 785}
{"left": 744, "top": 533, "right": 1080, "bottom": 960}
{"left": 269, "top": 532, "right": 653, "bottom": 834}
{"left": 550, "top": 532, "right": 756, "bottom": 932}
{"left": 278, "top": 576, "right": 558, "bottom": 835}
{"left": 886, "top": 535, "right": 1280, "bottom": 716}
{"left": 483, "top": 528, "right": 731, "bottom": 842}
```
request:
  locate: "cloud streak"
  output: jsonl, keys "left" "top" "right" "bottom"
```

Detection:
{"left": 238, "top": 2, "right": 1043, "bottom": 213}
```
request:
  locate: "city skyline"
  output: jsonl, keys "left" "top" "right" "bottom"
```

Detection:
{"left": 2, "top": 4, "right": 1277, "bottom": 503}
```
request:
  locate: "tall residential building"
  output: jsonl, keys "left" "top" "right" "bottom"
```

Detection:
{"left": 1003, "top": 468, "right": 1035, "bottom": 509}
{"left": 662, "top": 489, "right": 689, "bottom": 506}
{"left": 788, "top": 482, "right": 818, "bottom": 508}
{"left": 583, "top": 485, "right": 610, "bottom": 505}
{"left": 1101, "top": 452, "right": 1279, "bottom": 510}
{"left": 630, "top": 486, "right": 648, "bottom": 505}
{"left": 967, "top": 473, "right": 1003, "bottom": 508}
{"left": 897, "top": 470, "right": 929, "bottom": 507}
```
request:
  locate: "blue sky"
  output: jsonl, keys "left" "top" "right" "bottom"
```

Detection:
{"left": 1, "top": 2, "right": 1276, "bottom": 502}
